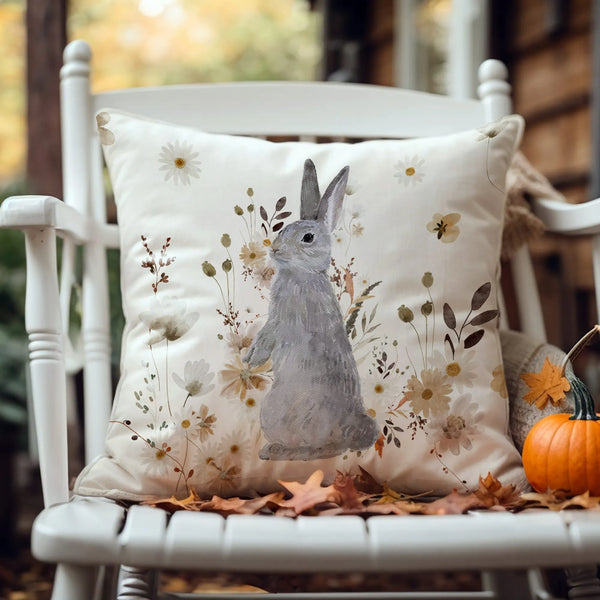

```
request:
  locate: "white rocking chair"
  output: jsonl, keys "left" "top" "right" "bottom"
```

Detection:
{"left": 3, "top": 39, "right": 600, "bottom": 600}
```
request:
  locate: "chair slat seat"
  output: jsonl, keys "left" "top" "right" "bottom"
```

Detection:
{"left": 31, "top": 498, "right": 597, "bottom": 573}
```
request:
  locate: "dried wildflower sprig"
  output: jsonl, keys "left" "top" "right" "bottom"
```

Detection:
{"left": 141, "top": 235, "right": 176, "bottom": 294}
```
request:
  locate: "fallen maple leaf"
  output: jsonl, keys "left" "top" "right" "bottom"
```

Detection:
{"left": 204, "top": 492, "right": 285, "bottom": 516}
{"left": 278, "top": 470, "right": 341, "bottom": 514}
{"left": 521, "top": 357, "right": 570, "bottom": 410}
{"left": 333, "top": 471, "right": 370, "bottom": 511}
{"left": 423, "top": 490, "right": 484, "bottom": 515}
{"left": 521, "top": 489, "right": 600, "bottom": 511}
{"left": 475, "top": 472, "right": 523, "bottom": 509}
{"left": 142, "top": 488, "right": 206, "bottom": 513}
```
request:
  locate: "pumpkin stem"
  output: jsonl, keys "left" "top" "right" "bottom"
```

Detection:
{"left": 561, "top": 325, "right": 600, "bottom": 375}
{"left": 568, "top": 375, "right": 599, "bottom": 421}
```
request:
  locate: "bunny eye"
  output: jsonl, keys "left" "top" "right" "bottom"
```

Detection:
{"left": 301, "top": 232, "right": 314, "bottom": 244}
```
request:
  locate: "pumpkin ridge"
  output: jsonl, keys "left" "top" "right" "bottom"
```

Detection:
{"left": 569, "top": 420, "right": 585, "bottom": 494}
{"left": 552, "top": 418, "right": 572, "bottom": 493}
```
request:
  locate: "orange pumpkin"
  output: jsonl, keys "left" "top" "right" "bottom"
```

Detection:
{"left": 522, "top": 376, "right": 600, "bottom": 495}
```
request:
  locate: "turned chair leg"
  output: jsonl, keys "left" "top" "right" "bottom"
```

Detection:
{"left": 51, "top": 563, "right": 98, "bottom": 600}
{"left": 566, "top": 566, "right": 600, "bottom": 599}
{"left": 117, "top": 565, "right": 158, "bottom": 600}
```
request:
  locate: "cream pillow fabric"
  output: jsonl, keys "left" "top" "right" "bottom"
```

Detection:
{"left": 75, "top": 110, "right": 528, "bottom": 500}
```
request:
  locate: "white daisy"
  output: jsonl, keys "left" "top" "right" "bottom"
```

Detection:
{"left": 430, "top": 348, "right": 478, "bottom": 394}
{"left": 170, "top": 403, "right": 200, "bottom": 434}
{"left": 158, "top": 140, "right": 201, "bottom": 185}
{"left": 363, "top": 370, "right": 403, "bottom": 410}
{"left": 428, "top": 394, "right": 483, "bottom": 456}
{"left": 217, "top": 428, "right": 251, "bottom": 461}
{"left": 394, "top": 155, "right": 425, "bottom": 186}
{"left": 138, "top": 423, "right": 182, "bottom": 476}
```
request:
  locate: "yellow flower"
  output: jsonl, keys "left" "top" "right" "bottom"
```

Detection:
{"left": 220, "top": 354, "right": 271, "bottom": 400}
{"left": 426, "top": 213, "right": 461, "bottom": 243}
{"left": 491, "top": 365, "right": 508, "bottom": 400}
{"left": 404, "top": 368, "right": 452, "bottom": 418}
{"left": 239, "top": 241, "right": 267, "bottom": 267}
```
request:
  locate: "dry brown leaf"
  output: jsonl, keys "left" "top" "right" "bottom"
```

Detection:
{"left": 354, "top": 466, "right": 384, "bottom": 494}
{"left": 333, "top": 471, "right": 370, "bottom": 510}
{"left": 143, "top": 488, "right": 206, "bottom": 513}
{"left": 278, "top": 469, "right": 342, "bottom": 514}
{"left": 141, "top": 469, "right": 600, "bottom": 519}
{"left": 475, "top": 472, "right": 523, "bottom": 509}
{"left": 521, "top": 489, "right": 600, "bottom": 511}
{"left": 521, "top": 357, "right": 570, "bottom": 410}
{"left": 204, "top": 492, "right": 285, "bottom": 515}
{"left": 422, "top": 490, "right": 484, "bottom": 515}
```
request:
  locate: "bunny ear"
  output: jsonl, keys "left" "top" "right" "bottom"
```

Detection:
{"left": 317, "top": 165, "right": 349, "bottom": 232}
{"left": 300, "top": 158, "right": 321, "bottom": 220}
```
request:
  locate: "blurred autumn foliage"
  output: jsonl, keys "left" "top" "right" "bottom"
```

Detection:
{"left": 0, "top": 0, "right": 320, "bottom": 183}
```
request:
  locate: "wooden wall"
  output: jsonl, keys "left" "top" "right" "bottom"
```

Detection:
{"left": 364, "top": 0, "right": 395, "bottom": 87}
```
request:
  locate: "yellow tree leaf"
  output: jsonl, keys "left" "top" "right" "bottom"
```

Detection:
{"left": 520, "top": 357, "right": 570, "bottom": 410}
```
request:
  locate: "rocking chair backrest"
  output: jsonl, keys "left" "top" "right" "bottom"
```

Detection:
{"left": 59, "top": 39, "right": 544, "bottom": 488}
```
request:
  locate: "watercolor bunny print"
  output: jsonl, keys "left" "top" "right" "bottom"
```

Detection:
{"left": 246, "top": 159, "right": 379, "bottom": 461}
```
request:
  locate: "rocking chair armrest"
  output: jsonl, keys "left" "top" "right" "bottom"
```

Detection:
{"left": 0, "top": 195, "right": 119, "bottom": 247}
{"left": 531, "top": 197, "right": 600, "bottom": 236}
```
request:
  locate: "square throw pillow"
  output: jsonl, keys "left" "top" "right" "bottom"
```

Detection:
{"left": 74, "top": 109, "right": 528, "bottom": 500}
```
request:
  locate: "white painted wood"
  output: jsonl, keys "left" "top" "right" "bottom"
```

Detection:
{"left": 23, "top": 227, "right": 69, "bottom": 508}
{"left": 532, "top": 196, "right": 600, "bottom": 235}
{"left": 533, "top": 196, "right": 600, "bottom": 333}
{"left": 51, "top": 564, "right": 98, "bottom": 600}
{"left": 93, "top": 83, "right": 486, "bottom": 139}
{"left": 60, "top": 40, "right": 93, "bottom": 216}
{"left": 477, "top": 60, "right": 512, "bottom": 122}
{"left": 0, "top": 195, "right": 119, "bottom": 247}
{"left": 511, "top": 246, "right": 547, "bottom": 342}
{"left": 116, "top": 565, "right": 155, "bottom": 600}
{"left": 118, "top": 505, "right": 167, "bottom": 566}
{"left": 565, "top": 566, "right": 600, "bottom": 599}
{"left": 31, "top": 497, "right": 125, "bottom": 562}
{"left": 30, "top": 496, "right": 600, "bottom": 573}
{"left": 62, "top": 41, "right": 114, "bottom": 464}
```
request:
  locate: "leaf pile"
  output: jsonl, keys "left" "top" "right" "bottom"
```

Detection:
{"left": 142, "top": 469, "right": 550, "bottom": 517}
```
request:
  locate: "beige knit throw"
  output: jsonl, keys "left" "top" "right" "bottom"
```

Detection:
{"left": 502, "top": 151, "right": 566, "bottom": 260}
